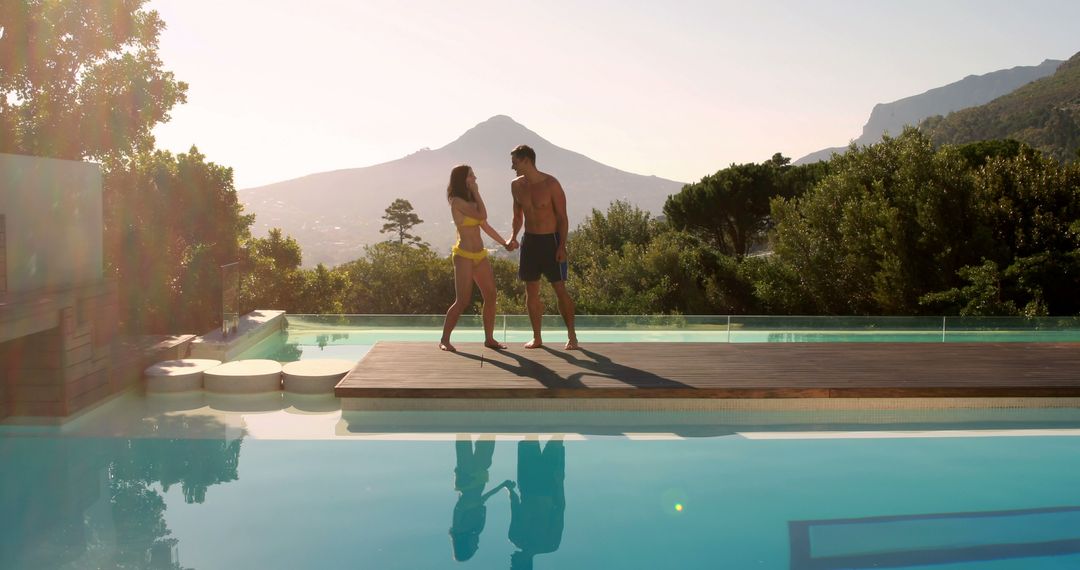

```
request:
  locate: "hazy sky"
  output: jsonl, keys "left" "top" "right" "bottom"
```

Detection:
{"left": 148, "top": 0, "right": 1080, "bottom": 189}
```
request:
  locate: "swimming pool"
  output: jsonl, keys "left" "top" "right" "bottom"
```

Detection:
{"left": 238, "top": 314, "right": 1080, "bottom": 362}
{"left": 6, "top": 316, "right": 1080, "bottom": 568}
{"left": 5, "top": 400, "right": 1080, "bottom": 569}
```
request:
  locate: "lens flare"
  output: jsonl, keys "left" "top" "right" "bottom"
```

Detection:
{"left": 675, "top": 503, "right": 683, "bottom": 512}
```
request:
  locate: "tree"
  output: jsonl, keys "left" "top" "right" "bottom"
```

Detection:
{"left": 341, "top": 242, "right": 451, "bottom": 313}
{"left": 664, "top": 154, "right": 812, "bottom": 257}
{"left": 241, "top": 228, "right": 305, "bottom": 312}
{"left": 379, "top": 198, "right": 426, "bottom": 247}
{"left": 768, "top": 129, "right": 985, "bottom": 314}
{"left": 0, "top": 0, "right": 188, "bottom": 161}
{"left": 295, "top": 264, "right": 350, "bottom": 314}
{"left": 104, "top": 147, "right": 253, "bottom": 332}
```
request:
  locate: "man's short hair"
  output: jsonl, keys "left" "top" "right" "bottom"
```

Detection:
{"left": 511, "top": 144, "right": 536, "bottom": 165}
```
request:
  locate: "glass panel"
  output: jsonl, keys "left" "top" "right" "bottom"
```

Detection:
{"left": 220, "top": 262, "right": 240, "bottom": 337}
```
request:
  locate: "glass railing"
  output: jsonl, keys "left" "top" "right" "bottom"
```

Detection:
{"left": 277, "top": 314, "right": 1080, "bottom": 344}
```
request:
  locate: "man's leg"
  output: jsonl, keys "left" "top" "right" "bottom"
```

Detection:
{"left": 551, "top": 281, "right": 578, "bottom": 349}
{"left": 524, "top": 280, "right": 543, "bottom": 348}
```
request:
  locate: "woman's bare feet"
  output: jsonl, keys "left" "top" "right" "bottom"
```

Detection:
{"left": 484, "top": 339, "right": 507, "bottom": 350}
{"left": 439, "top": 339, "right": 456, "bottom": 352}
{"left": 565, "top": 336, "right": 580, "bottom": 350}
{"left": 524, "top": 338, "right": 543, "bottom": 349}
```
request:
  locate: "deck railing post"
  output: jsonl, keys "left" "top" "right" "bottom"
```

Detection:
{"left": 727, "top": 315, "right": 732, "bottom": 343}
{"left": 942, "top": 316, "right": 947, "bottom": 343}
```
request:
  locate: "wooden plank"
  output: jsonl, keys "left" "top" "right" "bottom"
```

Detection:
{"left": 335, "top": 341, "right": 1080, "bottom": 399}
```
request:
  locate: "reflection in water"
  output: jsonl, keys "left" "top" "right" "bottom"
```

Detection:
{"left": 449, "top": 436, "right": 511, "bottom": 561}
{"left": 1, "top": 435, "right": 242, "bottom": 569}
{"left": 509, "top": 438, "right": 566, "bottom": 570}
{"left": 121, "top": 438, "right": 242, "bottom": 504}
{"left": 315, "top": 332, "right": 351, "bottom": 349}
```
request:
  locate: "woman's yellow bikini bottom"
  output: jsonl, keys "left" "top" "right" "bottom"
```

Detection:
{"left": 452, "top": 243, "right": 488, "bottom": 265}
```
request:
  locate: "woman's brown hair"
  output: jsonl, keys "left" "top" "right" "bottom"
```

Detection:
{"left": 447, "top": 165, "right": 473, "bottom": 202}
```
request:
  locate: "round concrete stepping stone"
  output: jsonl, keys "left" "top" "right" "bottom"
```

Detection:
{"left": 204, "top": 359, "right": 283, "bottom": 393}
{"left": 282, "top": 359, "right": 355, "bottom": 394}
{"left": 144, "top": 359, "right": 222, "bottom": 393}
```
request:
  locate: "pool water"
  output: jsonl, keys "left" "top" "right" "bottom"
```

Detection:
{"left": 7, "top": 314, "right": 1080, "bottom": 568}
{"left": 6, "top": 421, "right": 1080, "bottom": 569}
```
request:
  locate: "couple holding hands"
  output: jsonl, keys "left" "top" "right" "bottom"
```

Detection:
{"left": 439, "top": 145, "right": 579, "bottom": 352}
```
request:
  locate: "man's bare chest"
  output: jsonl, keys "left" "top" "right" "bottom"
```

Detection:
{"left": 515, "top": 185, "right": 552, "bottom": 211}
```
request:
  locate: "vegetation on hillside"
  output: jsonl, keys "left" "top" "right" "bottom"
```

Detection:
{"left": 921, "top": 51, "right": 1080, "bottom": 163}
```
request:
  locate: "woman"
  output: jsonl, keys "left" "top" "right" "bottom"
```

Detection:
{"left": 439, "top": 164, "right": 509, "bottom": 351}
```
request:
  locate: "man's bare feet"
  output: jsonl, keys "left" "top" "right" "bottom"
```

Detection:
{"left": 439, "top": 339, "right": 456, "bottom": 352}
{"left": 565, "top": 337, "right": 580, "bottom": 350}
{"left": 484, "top": 340, "right": 507, "bottom": 350}
{"left": 524, "top": 338, "right": 543, "bottom": 349}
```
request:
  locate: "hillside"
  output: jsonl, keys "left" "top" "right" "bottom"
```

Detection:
{"left": 238, "top": 116, "right": 685, "bottom": 267}
{"left": 921, "top": 51, "right": 1080, "bottom": 161}
{"left": 796, "top": 58, "right": 1062, "bottom": 164}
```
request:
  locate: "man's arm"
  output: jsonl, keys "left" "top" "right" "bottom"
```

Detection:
{"left": 509, "top": 181, "right": 524, "bottom": 250}
{"left": 551, "top": 179, "right": 569, "bottom": 261}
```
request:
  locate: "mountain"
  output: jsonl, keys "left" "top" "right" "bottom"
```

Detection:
{"left": 921, "top": 51, "right": 1080, "bottom": 162}
{"left": 238, "top": 115, "right": 685, "bottom": 267}
{"left": 795, "top": 58, "right": 1063, "bottom": 164}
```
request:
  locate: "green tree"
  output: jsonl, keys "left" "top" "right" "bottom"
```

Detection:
{"left": 0, "top": 0, "right": 188, "bottom": 160}
{"left": 769, "top": 129, "right": 986, "bottom": 314}
{"left": 380, "top": 198, "right": 426, "bottom": 247}
{"left": 241, "top": 228, "right": 305, "bottom": 312}
{"left": 295, "top": 264, "right": 350, "bottom": 314}
{"left": 340, "top": 242, "right": 452, "bottom": 313}
{"left": 919, "top": 260, "right": 1019, "bottom": 316}
{"left": 664, "top": 154, "right": 811, "bottom": 257}
{"left": 104, "top": 147, "right": 252, "bottom": 332}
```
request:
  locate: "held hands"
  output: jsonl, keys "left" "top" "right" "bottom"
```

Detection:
{"left": 506, "top": 237, "right": 519, "bottom": 252}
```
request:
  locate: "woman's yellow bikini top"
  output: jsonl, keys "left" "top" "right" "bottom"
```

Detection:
{"left": 459, "top": 215, "right": 483, "bottom": 227}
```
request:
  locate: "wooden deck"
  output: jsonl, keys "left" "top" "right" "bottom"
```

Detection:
{"left": 335, "top": 341, "right": 1080, "bottom": 399}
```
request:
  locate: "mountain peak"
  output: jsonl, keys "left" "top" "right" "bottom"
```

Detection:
{"left": 441, "top": 115, "right": 549, "bottom": 154}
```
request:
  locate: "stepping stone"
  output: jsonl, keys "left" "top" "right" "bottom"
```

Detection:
{"left": 204, "top": 359, "right": 283, "bottom": 393}
{"left": 282, "top": 359, "right": 355, "bottom": 394}
{"left": 144, "top": 359, "right": 222, "bottom": 393}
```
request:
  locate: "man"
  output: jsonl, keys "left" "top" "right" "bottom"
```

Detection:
{"left": 507, "top": 144, "right": 579, "bottom": 350}
{"left": 507, "top": 437, "right": 566, "bottom": 569}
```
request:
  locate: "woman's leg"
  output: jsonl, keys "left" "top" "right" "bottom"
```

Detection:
{"left": 473, "top": 258, "right": 505, "bottom": 349}
{"left": 440, "top": 256, "right": 475, "bottom": 351}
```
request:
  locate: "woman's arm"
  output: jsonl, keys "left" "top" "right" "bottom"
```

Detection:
{"left": 470, "top": 187, "right": 489, "bottom": 220}
{"left": 480, "top": 221, "right": 507, "bottom": 246}
{"left": 449, "top": 197, "right": 485, "bottom": 220}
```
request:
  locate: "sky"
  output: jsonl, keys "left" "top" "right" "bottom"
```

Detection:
{"left": 148, "top": 0, "right": 1080, "bottom": 189}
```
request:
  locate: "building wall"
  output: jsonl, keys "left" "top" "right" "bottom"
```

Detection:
{"left": 0, "top": 153, "right": 118, "bottom": 420}
{"left": 0, "top": 152, "right": 103, "bottom": 294}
